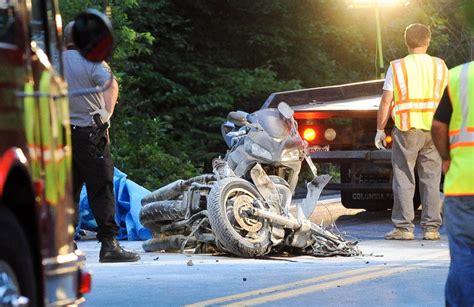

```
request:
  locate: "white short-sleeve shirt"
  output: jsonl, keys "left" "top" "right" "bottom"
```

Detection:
{"left": 382, "top": 66, "right": 393, "bottom": 92}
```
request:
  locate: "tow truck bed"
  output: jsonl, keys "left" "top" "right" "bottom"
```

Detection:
{"left": 261, "top": 80, "right": 416, "bottom": 211}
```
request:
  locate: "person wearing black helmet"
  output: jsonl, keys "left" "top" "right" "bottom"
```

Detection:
{"left": 63, "top": 21, "right": 140, "bottom": 263}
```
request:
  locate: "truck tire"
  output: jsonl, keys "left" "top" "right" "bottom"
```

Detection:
{"left": 207, "top": 177, "right": 271, "bottom": 257}
{"left": 0, "top": 205, "right": 37, "bottom": 306}
{"left": 139, "top": 200, "right": 186, "bottom": 229}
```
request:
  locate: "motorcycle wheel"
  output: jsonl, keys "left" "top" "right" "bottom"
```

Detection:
{"left": 142, "top": 235, "right": 188, "bottom": 252}
{"left": 207, "top": 177, "right": 271, "bottom": 257}
{"left": 139, "top": 200, "right": 186, "bottom": 229}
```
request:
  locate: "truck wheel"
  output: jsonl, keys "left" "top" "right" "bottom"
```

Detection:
{"left": 207, "top": 178, "right": 271, "bottom": 257}
{"left": 139, "top": 200, "right": 186, "bottom": 229}
{"left": 0, "top": 205, "right": 37, "bottom": 306}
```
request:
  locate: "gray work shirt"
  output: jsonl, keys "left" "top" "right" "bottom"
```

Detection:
{"left": 63, "top": 50, "right": 113, "bottom": 127}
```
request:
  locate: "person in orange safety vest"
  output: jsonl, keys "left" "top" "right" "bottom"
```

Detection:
{"left": 375, "top": 23, "right": 448, "bottom": 241}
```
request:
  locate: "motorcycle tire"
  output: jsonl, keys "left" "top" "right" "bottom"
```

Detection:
{"left": 142, "top": 235, "right": 188, "bottom": 252}
{"left": 207, "top": 177, "right": 271, "bottom": 257}
{"left": 139, "top": 200, "right": 186, "bottom": 229}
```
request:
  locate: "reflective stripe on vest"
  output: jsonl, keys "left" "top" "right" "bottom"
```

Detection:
{"left": 38, "top": 71, "right": 69, "bottom": 204}
{"left": 23, "top": 82, "right": 41, "bottom": 179}
{"left": 391, "top": 54, "right": 447, "bottom": 131}
{"left": 444, "top": 61, "right": 474, "bottom": 196}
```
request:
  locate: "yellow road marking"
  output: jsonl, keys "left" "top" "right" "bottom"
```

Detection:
{"left": 226, "top": 251, "right": 449, "bottom": 306}
{"left": 188, "top": 250, "right": 449, "bottom": 307}
{"left": 226, "top": 266, "right": 415, "bottom": 306}
{"left": 186, "top": 266, "right": 383, "bottom": 307}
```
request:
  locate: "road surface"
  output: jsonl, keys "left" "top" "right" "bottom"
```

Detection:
{"left": 79, "top": 197, "right": 449, "bottom": 306}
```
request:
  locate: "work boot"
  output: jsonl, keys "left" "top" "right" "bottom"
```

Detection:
{"left": 423, "top": 230, "right": 440, "bottom": 240}
{"left": 99, "top": 238, "right": 140, "bottom": 263}
{"left": 384, "top": 228, "right": 414, "bottom": 240}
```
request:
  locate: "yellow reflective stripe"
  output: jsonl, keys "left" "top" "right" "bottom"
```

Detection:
{"left": 392, "top": 101, "right": 439, "bottom": 112}
{"left": 27, "top": 145, "right": 40, "bottom": 161}
{"left": 33, "top": 147, "right": 65, "bottom": 164}
{"left": 393, "top": 59, "right": 407, "bottom": 100}
{"left": 23, "top": 82, "right": 35, "bottom": 142}
{"left": 449, "top": 131, "right": 474, "bottom": 146}
{"left": 449, "top": 63, "right": 472, "bottom": 145}
{"left": 23, "top": 82, "right": 42, "bottom": 179}
{"left": 38, "top": 71, "right": 59, "bottom": 204}
{"left": 433, "top": 58, "right": 445, "bottom": 99}
{"left": 400, "top": 112, "right": 408, "bottom": 130}
{"left": 459, "top": 62, "right": 470, "bottom": 129}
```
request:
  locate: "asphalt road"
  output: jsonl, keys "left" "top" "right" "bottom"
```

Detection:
{"left": 79, "top": 197, "right": 450, "bottom": 306}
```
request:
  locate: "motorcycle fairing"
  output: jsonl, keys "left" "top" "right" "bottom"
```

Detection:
{"left": 301, "top": 174, "right": 332, "bottom": 218}
{"left": 226, "top": 128, "right": 303, "bottom": 192}
{"left": 250, "top": 163, "right": 281, "bottom": 207}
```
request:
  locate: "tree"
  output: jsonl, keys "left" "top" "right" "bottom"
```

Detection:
{"left": 59, "top": 0, "right": 472, "bottom": 189}
{"left": 376, "top": 0, "right": 473, "bottom": 68}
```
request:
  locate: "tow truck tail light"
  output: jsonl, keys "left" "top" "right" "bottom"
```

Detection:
{"left": 303, "top": 128, "right": 317, "bottom": 141}
{"left": 79, "top": 270, "right": 91, "bottom": 294}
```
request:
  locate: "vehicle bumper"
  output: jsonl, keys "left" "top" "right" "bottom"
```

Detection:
{"left": 43, "top": 250, "right": 87, "bottom": 306}
{"left": 309, "top": 149, "right": 392, "bottom": 191}
{"left": 326, "top": 182, "right": 391, "bottom": 190}
{"left": 310, "top": 149, "right": 392, "bottom": 162}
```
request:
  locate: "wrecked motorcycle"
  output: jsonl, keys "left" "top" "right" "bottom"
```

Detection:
{"left": 139, "top": 102, "right": 360, "bottom": 257}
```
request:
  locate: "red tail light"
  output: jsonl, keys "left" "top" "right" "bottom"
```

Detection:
{"left": 79, "top": 270, "right": 92, "bottom": 294}
{"left": 303, "top": 128, "right": 317, "bottom": 141}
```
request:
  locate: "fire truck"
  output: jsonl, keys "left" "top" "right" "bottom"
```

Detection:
{"left": 0, "top": 1, "right": 112, "bottom": 305}
{"left": 263, "top": 80, "right": 420, "bottom": 211}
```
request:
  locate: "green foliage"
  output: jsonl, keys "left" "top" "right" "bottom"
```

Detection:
{"left": 375, "top": 0, "right": 473, "bottom": 68}
{"left": 59, "top": 0, "right": 472, "bottom": 189}
{"left": 110, "top": 116, "right": 197, "bottom": 189}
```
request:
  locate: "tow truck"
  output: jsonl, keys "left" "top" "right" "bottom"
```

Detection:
{"left": 0, "top": 1, "right": 113, "bottom": 305}
{"left": 263, "top": 80, "right": 420, "bottom": 211}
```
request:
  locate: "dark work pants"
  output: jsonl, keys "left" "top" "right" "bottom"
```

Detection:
{"left": 444, "top": 196, "right": 474, "bottom": 306}
{"left": 71, "top": 126, "right": 119, "bottom": 241}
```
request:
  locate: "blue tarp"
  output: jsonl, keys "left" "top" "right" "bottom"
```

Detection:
{"left": 78, "top": 168, "right": 152, "bottom": 240}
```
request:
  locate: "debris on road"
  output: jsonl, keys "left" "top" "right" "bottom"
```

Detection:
{"left": 187, "top": 260, "right": 194, "bottom": 266}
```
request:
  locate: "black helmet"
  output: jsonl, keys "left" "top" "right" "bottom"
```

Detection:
{"left": 64, "top": 21, "right": 75, "bottom": 48}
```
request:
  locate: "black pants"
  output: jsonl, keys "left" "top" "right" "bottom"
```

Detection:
{"left": 71, "top": 126, "right": 119, "bottom": 241}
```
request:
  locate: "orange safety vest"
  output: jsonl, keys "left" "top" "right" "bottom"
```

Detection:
{"left": 444, "top": 61, "right": 474, "bottom": 196}
{"left": 391, "top": 54, "right": 448, "bottom": 131}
